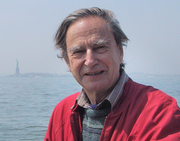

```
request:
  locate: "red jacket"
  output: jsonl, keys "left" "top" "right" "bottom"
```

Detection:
{"left": 45, "top": 78, "right": 180, "bottom": 141}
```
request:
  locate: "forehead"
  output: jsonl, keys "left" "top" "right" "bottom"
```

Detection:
{"left": 66, "top": 17, "right": 114, "bottom": 48}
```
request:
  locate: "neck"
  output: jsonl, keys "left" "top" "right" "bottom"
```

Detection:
{"left": 87, "top": 93, "right": 109, "bottom": 105}
{"left": 84, "top": 86, "right": 114, "bottom": 105}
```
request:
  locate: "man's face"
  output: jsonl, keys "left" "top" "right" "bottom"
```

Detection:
{"left": 65, "top": 16, "right": 123, "bottom": 96}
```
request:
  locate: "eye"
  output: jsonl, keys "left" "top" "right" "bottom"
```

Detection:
{"left": 72, "top": 50, "right": 85, "bottom": 58}
{"left": 74, "top": 50, "right": 84, "bottom": 54}
{"left": 94, "top": 46, "right": 107, "bottom": 54}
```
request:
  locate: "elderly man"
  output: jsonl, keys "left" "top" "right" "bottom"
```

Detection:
{"left": 45, "top": 7, "right": 180, "bottom": 141}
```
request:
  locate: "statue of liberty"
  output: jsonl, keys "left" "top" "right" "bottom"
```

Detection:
{"left": 15, "top": 59, "right": 20, "bottom": 76}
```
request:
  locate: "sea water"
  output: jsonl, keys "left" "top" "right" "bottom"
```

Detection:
{"left": 0, "top": 74, "right": 179, "bottom": 141}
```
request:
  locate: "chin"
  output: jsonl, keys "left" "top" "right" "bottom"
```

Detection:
{"left": 84, "top": 83, "right": 108, "bottom": 93}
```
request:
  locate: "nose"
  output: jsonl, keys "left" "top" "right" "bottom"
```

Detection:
{"left": 84, "top": 49, "right": 98, "bottom": 68}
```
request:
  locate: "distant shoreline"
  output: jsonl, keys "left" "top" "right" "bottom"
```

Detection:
{"left": 0, "top": 73, "right": 72, "bottom": 78}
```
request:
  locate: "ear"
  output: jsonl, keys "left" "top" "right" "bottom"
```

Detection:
{"left": 118, "top": 46, "right": 124, "bottom": 62}
{"left": 64, "top": 58, "right": 72, "bottom": 72}
{"left": 63, "top": 51, "right": 72, "bottom": 72}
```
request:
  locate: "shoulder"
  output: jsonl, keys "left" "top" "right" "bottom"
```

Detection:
{"left": 44, "top": 92, "right": 80, "bottom": 140}
{"left": 48, "top": 92, "right": 80, "bottom": 129}
{"left": 124, "top": 78, "right": 176, "bottom": 105}
{"left": 122, "top": 78, "right": 180, "bottom": 140}
{"left": 125, "top": 78, "right": 159, "bottom": 94}
{"left": 122, "top": 78, "right": 180, "bottom": 118}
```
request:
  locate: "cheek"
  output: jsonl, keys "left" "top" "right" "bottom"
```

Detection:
{"left": 69, "top": 59, "right": 83, "bottom": 74}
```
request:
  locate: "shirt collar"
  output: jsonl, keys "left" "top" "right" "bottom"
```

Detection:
{"left": 76, "top": 70, "right": 129, "bottom": 110}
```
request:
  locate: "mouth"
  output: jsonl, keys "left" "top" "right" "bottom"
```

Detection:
{"left": 85, "top": 70, "right": 104, "bottom": 76}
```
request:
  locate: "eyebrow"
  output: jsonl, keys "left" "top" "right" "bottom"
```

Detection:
{"left": 68, "top": 37, "right": 111, "bottom": 53}
{"left": 92, "top": 37, "right": 111, "bottom": 46}
{"left": 68, "top": 46, "right": 82, "bottom": 53}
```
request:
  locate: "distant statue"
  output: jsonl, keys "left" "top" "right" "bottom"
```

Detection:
{"left": 16, "top": 59, "right": 19, "bottom": 68}
{"left": 15, "top": 59, "right": 20, "bottom": 76}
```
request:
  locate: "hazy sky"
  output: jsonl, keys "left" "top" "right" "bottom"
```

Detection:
{"left": 0, "top": 0, "right": 180, "bottom": 75}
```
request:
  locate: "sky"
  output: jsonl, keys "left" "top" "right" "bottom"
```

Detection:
{"left": 0, "top": 0, "right": 180, "bottom": 75}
